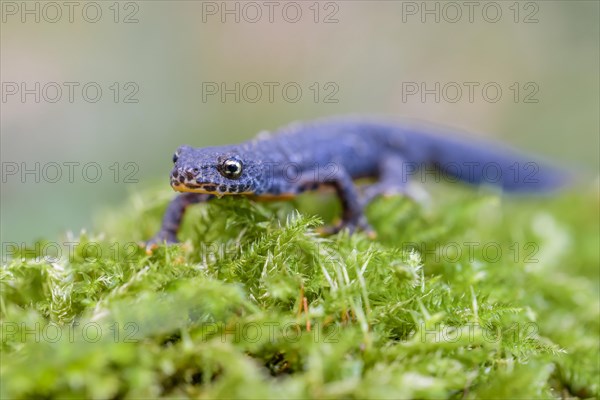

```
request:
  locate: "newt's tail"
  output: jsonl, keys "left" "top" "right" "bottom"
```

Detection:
{"left": 399, "top": 124, "right": 573, "bottom": 193}
{"left": 436, "top": 142, "right": 571, "bottom": 193}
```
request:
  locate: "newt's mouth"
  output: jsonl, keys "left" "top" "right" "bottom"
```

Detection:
{"left": 171, "top": 181, "right": 220, "bottom": 194}
{"left": 171, "top": 181, "right": 252, "bottom": 196}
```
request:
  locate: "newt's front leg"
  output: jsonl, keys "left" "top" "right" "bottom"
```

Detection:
{"left": 145, "top": 193, "right": 214, "bottom": 252}
{"left": 298, "top": 166, "right": 375, "bottom": 237}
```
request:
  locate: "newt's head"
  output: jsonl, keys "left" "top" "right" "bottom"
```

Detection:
{"left": 169, "top": 145, "right": 269, "bottom": 196}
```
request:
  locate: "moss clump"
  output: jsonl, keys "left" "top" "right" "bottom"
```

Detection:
{"left": 1, "top": 186, "right": 598, "bottom": 398}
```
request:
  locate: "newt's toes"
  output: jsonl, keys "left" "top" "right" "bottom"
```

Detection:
{"left": 143, "top": 242, "right": 157, "bottom": 255}
{"left": 143, "top": 233, "right": 179, "bottom": 254}
{"left": 316, "top": 219, "right": 376, "bottom": 239}
{"left": 364, "top": 227, "right": 377, "bottom": 240}
{"left": 143, "top": 240, "right": 165, "bottom": 255}
{"left": 359, "top": 223, "right": 377, "bottom": 239}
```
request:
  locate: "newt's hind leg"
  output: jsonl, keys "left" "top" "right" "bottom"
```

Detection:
{"left": 361, "top": 154, "right": 429, "bottom": 207}
{"left": 145, "top": 193, "right": 214, "bottom": 253}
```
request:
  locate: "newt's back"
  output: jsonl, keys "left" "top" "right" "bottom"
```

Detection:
{"left": 249, "top": 119, "right": 388, "bottom": 178}
{"left": 252, "top": 118, "right": 570, "bottom": 192}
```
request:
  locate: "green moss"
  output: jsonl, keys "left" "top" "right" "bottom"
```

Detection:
{"left": 1, "top": 185, "right": 598, "bottom": 399}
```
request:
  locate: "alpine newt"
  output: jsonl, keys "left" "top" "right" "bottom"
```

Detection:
{"left": 146, "top": 117, "right": 568, "bottom": 250}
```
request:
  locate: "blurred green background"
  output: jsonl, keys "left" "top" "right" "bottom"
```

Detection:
{"left": 1, "top": 1, "right": 598, "bottom": 245}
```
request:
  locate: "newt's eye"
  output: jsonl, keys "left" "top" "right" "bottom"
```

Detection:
{"left": 219, "top": 158, "right": 243, "bottom": 179}
{"left": 172, "top": 151, "right": 179, "bottom": 164}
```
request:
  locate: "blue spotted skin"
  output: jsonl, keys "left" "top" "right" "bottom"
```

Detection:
{"left": 147, "top": 117, "right": 568, "bottom": 249}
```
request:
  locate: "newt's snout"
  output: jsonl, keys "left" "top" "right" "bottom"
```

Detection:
{"left": 170, "top": 167, "right": 202, "bottom": 189}
{"left": 169, "top": 166, "right": 251, "bottom": 196}
{"left": 180, "top": 168, "right": 198, "bottom": 181}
